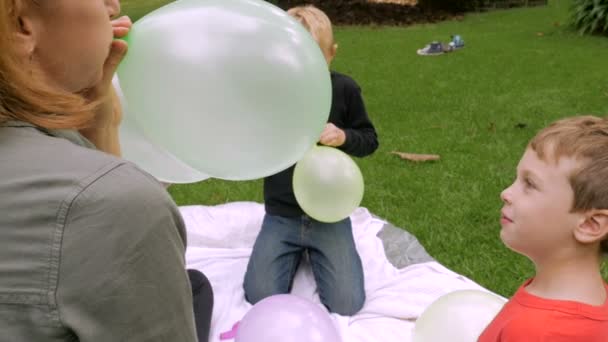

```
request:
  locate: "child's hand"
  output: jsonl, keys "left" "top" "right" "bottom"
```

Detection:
{"left": 82, "top": 16, "right": 132, "bottom": 129}
{"left": 319, "top": 123, "right": 346, "bottom": 147}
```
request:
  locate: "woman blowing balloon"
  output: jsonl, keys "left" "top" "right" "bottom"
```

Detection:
{"left": 0, "top": 1, "right": 211, "bottom": 341}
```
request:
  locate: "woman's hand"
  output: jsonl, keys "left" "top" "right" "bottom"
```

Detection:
{"left": 79, "top": 16, "right": 132, "bottom": 156}
{"left": 87, "top": 16, "right": 132, "bottom": 128}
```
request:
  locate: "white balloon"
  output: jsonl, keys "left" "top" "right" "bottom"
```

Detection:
{"left": 413, "top": 290, "right": 507, "bottom": 342}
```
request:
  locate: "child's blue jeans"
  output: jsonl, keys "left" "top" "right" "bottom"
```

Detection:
{"left": 243, "top": 213, "right": 365, "bottom": 316}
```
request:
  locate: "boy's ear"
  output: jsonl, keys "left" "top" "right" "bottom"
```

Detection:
{"left": 575, "top": 210, "right": 608, "bottom": 245}
{"left": 324, "top": 43, "right": 337, "bottom": 65}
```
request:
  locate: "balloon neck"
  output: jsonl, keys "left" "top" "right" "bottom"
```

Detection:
{"left": 117, "top": 32, "right": 131, "bottom": 45}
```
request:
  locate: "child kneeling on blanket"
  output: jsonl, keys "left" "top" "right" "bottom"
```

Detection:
{"left": 479, "top": 116, "right": 608, "bottom": 341}
{"left": 243, "top": 5, "right": 379, "bottom": 315}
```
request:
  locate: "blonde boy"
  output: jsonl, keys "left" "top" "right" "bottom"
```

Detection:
{"left": 479, "top": 116, "right": 608, "bottom": 341}
{"left": 288, "top": 5, "right": 337, "bottom": 64}
{"left": 243, "top": 5, "right": 378, "bottom": 315}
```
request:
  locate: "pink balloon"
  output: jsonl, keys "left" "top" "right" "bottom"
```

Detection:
{"left": 235, "top": 295, "right": 341, "bottom": 342}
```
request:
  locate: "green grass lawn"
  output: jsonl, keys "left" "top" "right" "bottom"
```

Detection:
{"left": 119, "top": 0, "right": 608, "bottom": 297}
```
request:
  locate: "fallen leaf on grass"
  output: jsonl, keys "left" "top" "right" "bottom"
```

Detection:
{"left": 391, "top": 151, "right": 440, "bottom": 162}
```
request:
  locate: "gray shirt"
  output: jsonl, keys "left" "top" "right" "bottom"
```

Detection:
{"left": 0, "top": 121, "right": 197, "bottom": 341}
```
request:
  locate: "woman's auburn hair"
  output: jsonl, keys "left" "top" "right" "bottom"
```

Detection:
{"left": 0, "top": 0, "right": 97, "bottom": 129}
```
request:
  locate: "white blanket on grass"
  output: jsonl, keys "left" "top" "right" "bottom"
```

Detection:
{"left": 182, "top": 202, "right": 495, "bottom": 342}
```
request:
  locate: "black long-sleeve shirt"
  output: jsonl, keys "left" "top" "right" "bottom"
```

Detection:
{"left": 264, "top": 71, "right": 379, "bottom": 217}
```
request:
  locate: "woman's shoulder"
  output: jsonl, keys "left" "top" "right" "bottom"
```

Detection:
{"left": 0, "top": 123, "right": 170, "bottom": 210}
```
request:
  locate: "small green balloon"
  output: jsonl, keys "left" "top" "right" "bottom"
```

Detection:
{"left": 293, "top": 146, "right": 364, "bottom": 223}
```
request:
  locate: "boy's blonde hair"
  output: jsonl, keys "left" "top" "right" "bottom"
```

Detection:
{"left": 287, "top": 5, "right": 335, "bottom": 60}
{"left": 529, "top": 115, "right": 608, "bottom": 255}
{"left": 0, "top": 0, "right": 96, "bottom": 129}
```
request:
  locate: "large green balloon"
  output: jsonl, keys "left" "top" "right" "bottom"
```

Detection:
{"left": 293, "top": 146, "right": 364, "bottom": 223}
{"left": 114, "top": 76, "right": 209, "bottom": 184}
{"left": 412, "top": 290, "right": 507, "bottom": 342}
{"left": 117, "top": 0, "right": 331, "bottom": 181}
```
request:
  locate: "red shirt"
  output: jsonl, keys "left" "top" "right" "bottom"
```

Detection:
{"left": 478, "top": 279, "right": 608, "bottom": 341}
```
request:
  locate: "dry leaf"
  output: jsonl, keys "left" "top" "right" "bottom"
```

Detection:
{"left": 536, "top": 32, "right": 544, "bottom": 36}
{"left": 391, "top": 151, "right": 440, "bottom": 162}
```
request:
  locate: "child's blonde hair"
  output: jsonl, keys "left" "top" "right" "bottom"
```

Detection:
{"left": 0, "top": 0, "right": 96, "bottom": 129}
{"left": 287, "top": 5, "right": 336, "bottom": 61}
{"left": 529, "top": 115, "right": 608, "bottom": 255}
